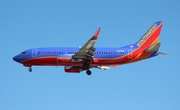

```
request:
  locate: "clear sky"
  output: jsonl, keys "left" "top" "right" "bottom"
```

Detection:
{"left": 1, "top": 0, "right": 180, "bottom": 110}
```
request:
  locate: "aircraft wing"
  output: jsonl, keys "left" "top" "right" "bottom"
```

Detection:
{"left": 71, "top": 28, "right": 101, "bottom": 63}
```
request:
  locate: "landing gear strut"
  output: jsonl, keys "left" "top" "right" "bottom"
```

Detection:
{"left": 28, "top": 67, "right": 32, "bottom": 72}
{"left": 83, "top": 65, "right": 92, "bottom": 75}
{"left": 83, "top": 60, "right": 92, "bottom": 75}
{"left": 86, "top": 69, "right": 92, "bottom": 75}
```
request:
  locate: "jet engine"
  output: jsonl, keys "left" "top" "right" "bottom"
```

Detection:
{"left": 64, "top": 66, "right": 83, "bottom": 73}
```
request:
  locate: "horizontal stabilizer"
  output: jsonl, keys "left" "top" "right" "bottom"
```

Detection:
{"left": 144, "top": 42, "right": 161, "bottom": 52}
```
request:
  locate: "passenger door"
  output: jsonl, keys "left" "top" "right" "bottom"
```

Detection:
{"left": 32, "top": 49, "right": 37, "bottom": 57}
{"left": 128, "top": 49, "right": 132, "bottom": 58}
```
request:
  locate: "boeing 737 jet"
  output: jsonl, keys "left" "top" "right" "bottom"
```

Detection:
{"left": 13, "top": 21, "right": 164, "bottom": 75}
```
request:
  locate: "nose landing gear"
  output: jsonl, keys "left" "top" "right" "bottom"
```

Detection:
{"left": 28, "top": 67, "right": 32, "bottom": 72}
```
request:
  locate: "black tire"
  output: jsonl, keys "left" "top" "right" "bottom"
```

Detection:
{"left": 28, "top": 67, "right": 32, "bottom": 72}
{"left": 86, "top": 70, "right": 92, "bottom": 75}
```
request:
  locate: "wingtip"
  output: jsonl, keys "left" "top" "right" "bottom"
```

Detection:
{"left": 91, "top": 28, "right": 101, "bottom": 40}
{"left": 96, "top": 27, "right": 101, "bottom": 32}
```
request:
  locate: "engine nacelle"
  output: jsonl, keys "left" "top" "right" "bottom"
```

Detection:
{"left": 64, "top": 66, "right": 83, "bottom": 73}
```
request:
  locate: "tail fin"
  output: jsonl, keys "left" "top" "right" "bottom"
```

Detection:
{"left": 136, "top": 21, "right": 163, "bottom": 50}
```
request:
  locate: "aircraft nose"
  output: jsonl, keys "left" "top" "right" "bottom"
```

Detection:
{"left": 13, "top": 55, "right": 21, "bottom": 63}
{"left": 13, "top": 56, "right": 17, "bottom": 62}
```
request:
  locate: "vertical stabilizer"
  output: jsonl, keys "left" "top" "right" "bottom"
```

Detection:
{"left": 136, "top": 21, "right": 163, "bottom": 50}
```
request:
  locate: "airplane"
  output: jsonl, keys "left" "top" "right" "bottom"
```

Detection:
{"left": 13, "top": 21, "right": 164, "bottom": 75}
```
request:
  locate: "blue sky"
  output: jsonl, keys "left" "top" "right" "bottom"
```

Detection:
{"left": 1, "top": 0, "right": 180, "bottom": 110}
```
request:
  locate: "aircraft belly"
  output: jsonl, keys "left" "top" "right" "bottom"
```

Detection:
{"left": 93, "top": 53, "right": 139, "bottom": 65}
{"left": 93, "top": 58, "right": 123, "bottom": 65}
{"left": 22, "top": 57, "right": 58, "bottom": 66}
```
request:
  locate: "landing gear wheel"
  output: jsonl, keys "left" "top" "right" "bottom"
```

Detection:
{"left": 86, "top": 70, "right": 92, "bottom": 75}
{"left": 28, "top": 67, "right": 32, "bottom": 72}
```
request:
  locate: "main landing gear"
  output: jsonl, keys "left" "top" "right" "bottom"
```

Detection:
{"left": 28, "top": 67, "right": 32, "bottom": 72}
{"left": 83, "top": 63, "right": 92, "bottom": 76}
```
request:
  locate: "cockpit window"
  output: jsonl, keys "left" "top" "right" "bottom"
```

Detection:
{"left": 21, "top": 52, "right": 26, "bottom": 54}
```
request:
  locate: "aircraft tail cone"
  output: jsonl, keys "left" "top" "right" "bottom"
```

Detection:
{"left": 158, "top": 52, "right": 167, "bottom": 55}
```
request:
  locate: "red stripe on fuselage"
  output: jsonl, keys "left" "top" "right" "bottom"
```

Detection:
{"left": 22, "top": 56, "right": 58, "bottom": 66}
{"left": 127, "top": 52, "right": 152, "bottom": 63}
